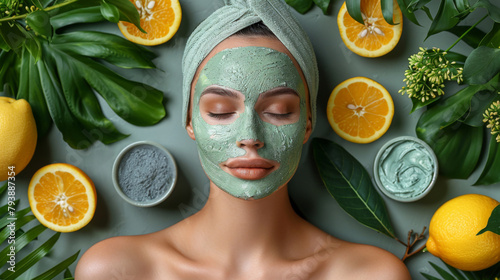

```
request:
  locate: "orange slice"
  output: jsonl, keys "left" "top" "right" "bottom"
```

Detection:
{"left": 28, "top": 163, "right": 97, "bottom": 232}
{"left": 327, "top": 77, "right": 394, "bottom": 143}
{"left": 337, "top": 0, "right": 402, "bottom": 57}
{"left": 118, "top": 0, "right": 182, "bottom": 46}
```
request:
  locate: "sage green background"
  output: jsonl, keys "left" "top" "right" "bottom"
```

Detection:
{"left": 4, "top": 0, "right": 497, "bottom": 279}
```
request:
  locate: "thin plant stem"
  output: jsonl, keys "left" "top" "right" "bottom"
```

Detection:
{"left": 446, "top": 14, "right": 488, "bottom": 52}
{"left": 0, "top": 0, "right": 80, "bottom": 23}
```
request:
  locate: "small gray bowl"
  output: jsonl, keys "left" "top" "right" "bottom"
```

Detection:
{"left": 112, "top": 141, "right": 177, "bottom": 207}
{"left": 373, "top": 136, "right": 438, "bottom": 202}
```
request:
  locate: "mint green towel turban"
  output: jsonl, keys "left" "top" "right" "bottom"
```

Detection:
{"left": 182, "top": 0, "right": 319, "bottom": 129}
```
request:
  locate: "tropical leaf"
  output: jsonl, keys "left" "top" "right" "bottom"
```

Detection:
{"left": 0, "top": 0, "right": 166, "bottom": 149}
{"left": 478, "top": 205, "right": 500, "bottom": 235}
{"left": 422, "top": 260, "right": 500, "bottom": 280}
{"left": 480, "top": 22, "right": 500, "bottom": 48}
{"left": 446, "top": 25, "right": 486, "bottom": 48}
{"left": 312, "top": 0, "right": 330, "bottom": 14}
{"left": 346, "top": 0, "right": 363, "bottom": 24}
{"left": 426, "top": 0, "right": 461, "bottom": 38}
{"left": 463, "top": 46, "right": 500, "bottom": 85}
{"left": 285, "top": 0, "right": 314, "bottom": 14}
{"left": 474, "top": 138, "right": 500, "bottom": 185}
{"left": 312, "top": 138, "right": 395, "bottom": 238}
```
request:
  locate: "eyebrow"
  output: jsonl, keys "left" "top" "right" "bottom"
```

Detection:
{"left": 259, "top": 87, "right": 299, "bottom": 99}
{"left": 200, "top": 86, "right": 240, "bottom": 99}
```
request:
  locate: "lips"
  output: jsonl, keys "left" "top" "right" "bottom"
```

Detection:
{"left": 222, "top": 158, "right": 278, "bottom": 180}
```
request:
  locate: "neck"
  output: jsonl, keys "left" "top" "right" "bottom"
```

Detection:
{"left": 189, "top": 182, "right": 301, "bottom": 261}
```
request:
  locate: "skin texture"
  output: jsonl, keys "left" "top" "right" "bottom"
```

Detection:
{"left": 75, "top": 36, "right": 411, "bottom": 280}
{"left": 192, "top": 46, "right": 307, "bottom": 199}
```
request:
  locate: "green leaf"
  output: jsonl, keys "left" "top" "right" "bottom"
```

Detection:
{"left": 0, "top": 214, "right": 36, "bottom": 243}
{"left": 397, "top": 0, "right": 420, "bottom": 25}
{"left": 312, "top": 138, "right": 395, "bottom": 238}
{"left": 425, "top": 123, "right": 482, "bottom": 179}
{"left": 464, "top": 46, "right": 500, "bottom": 85}
{"left": 0, "top": 51, "right": 19, "bottom": 96}
{"left": 100, "top": 0, "right": 120, "bottom": 23}
{"left": 52, "top": 49, "right": 166, "bottom": 127}
{"left": 474, "top": 138, "right": 500, "bottom": 185}
{"left": 27, "top": 10, "right": 53, "bottom": 39}
{"left": 346, "top": 0, "right": 364, "bottom": 24}
{"left": 312, "top": 0, "right": 330, "bottom": 14}
{"left": 444, "top": 51, "right": 467, "bottom": 64}
{"left": 480, "top": 22, "right": 500, "bottom": 48}
{"left": 0, "top": 224, "right": 47, "bottom": 266}
{"left": 50, "top": 6, "right": 105, "bottom": 30}
{"left": 0, "top": 182, "right": 7, "bottom": 195}
{"left": 446, "top": 26, "right": 486, "bottom": 49}
{"left": 285, "top": 0, "right": 314, "bottom": 14}
{"left": 411, "top": 95, "right": 441, "bottom": 113}
{"left": 478, "top": 205, "right": 500, "bottom": 235}
{"left": 32, "top": 250, "right": 80, "bottom": 280}
{"left": 0, "top": 207, "right": 31, "bottom": 229}
{"left": 429, "top": 261, "right": 459, "bottom": 280}
{"left": 64, "top": 268, "right": 73, "bottom": 278}
{"left": 105, "top": 0, "right": 145, "bottom": 32}
{"left": 421, "top": 273, "right": 442, "bottom": 280}
{"left": 0, "top": 22, "right": 27, "bottom": 52}
{"left": 50, "top": 31, "right": 157, "bottom": 69}
{"left": 37, "top": 53, "right": 93, "bottom": 149}
{"left": 415, "top": 84, "right": 487, "bottom": 178}
{"left": 474, "top": 0, "right": 500, "bottom": 23}
{"left": 426, "top": 0, "right": 461, "bottom": 38}
{"left": 52, "top": 48, "right": 129, "bottom": 145}
{"left": 462, "top": 91, "right": 500, "bottom": 127}
{"left": 0, "top": 199, "right": 19, "bottom": 218}
{"left": 0, "top": 232, "right": 61, "bottom": 280}
{"left": 381, "top": 0, "right": 395, "bottom": 25}
{"left": 17, "top": 47, "right": 52, "bottom": 137}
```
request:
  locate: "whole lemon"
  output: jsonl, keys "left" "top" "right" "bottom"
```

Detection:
{"left": 0, "top": 97, "right": 37, "bottom": 181}
{"left": 427, "top": 194, "right": 500, "bottom": 271}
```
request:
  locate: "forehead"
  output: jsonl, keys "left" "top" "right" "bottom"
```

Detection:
{"left": 197, "top": 47, "right": 302, "bottom": 98}
{"left": 190, "top": 36, "right": 304, "bottom": 94}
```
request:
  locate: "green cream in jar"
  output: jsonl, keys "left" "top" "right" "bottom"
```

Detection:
{"left": 374, "top": 136, "right": 438, "bottom": 202}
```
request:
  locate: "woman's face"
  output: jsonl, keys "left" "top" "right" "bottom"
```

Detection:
{"left": 186, "top": 36, "right": 312, "bottom": 200}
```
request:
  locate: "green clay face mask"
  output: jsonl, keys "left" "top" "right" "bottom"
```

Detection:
{"left": 192, "top": 47, "right": 307, "bottom": 200}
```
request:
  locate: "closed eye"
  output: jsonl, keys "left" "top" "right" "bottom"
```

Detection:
{"left": 264, "top": 112, "right": 293, "bottom": 120}
{"left": 207, "top": 112, "right": 236, "bottom": 120}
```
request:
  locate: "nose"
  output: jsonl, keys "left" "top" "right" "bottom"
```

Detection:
{"left": 236, "top": 139, "right": 264, "bottom": 149}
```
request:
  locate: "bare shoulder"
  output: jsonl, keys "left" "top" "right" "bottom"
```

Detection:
{"left": 316, "top": 239, "right": 411, "bottom": 280}
{"left": 75, "top": 235, "right": 154, "bottom": 280}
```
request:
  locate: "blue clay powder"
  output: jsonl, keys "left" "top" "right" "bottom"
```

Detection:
{"left": 118, "top": 145, "right": 172, "bottom": 202}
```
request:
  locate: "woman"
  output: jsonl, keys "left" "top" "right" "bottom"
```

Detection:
{"left": 75, "top": 0, "right": 411, "bottom": 279}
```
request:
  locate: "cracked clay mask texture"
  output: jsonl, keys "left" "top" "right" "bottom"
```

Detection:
{"left": 192, "top": 47, "right": 307, "bottom": 199}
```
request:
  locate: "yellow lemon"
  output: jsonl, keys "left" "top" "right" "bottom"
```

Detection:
{"left": 0, "top": 97, "right": 37, "bottom": 181}
{"left": 426, "top": 194, "right": 500, "bottom": 271}
{"left": 28, "top": 163, "right": 97, "bottom": 232}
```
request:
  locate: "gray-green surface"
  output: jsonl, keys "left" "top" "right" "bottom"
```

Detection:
{"left": 4, "top": 0, "right": 497, "bottom": 279}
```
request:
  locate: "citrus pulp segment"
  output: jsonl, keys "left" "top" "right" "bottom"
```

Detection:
{"left": 28, "top": 163, "right": 97, "bottom": 232}
{"left": 327, "top": 77, "right": 394, "bottom": 144}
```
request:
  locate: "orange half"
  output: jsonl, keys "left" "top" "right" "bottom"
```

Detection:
{"left": 28, "top": 163, "right": 97, "bottom": 232}
{"left": 337, "top": 0, "right": 402, "bottom": 57}
{"left": 327, "top": 77, "right": 394, "bottom": 143}
{"left": 118, "top": 0, "right": 182, "bottom": 46}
